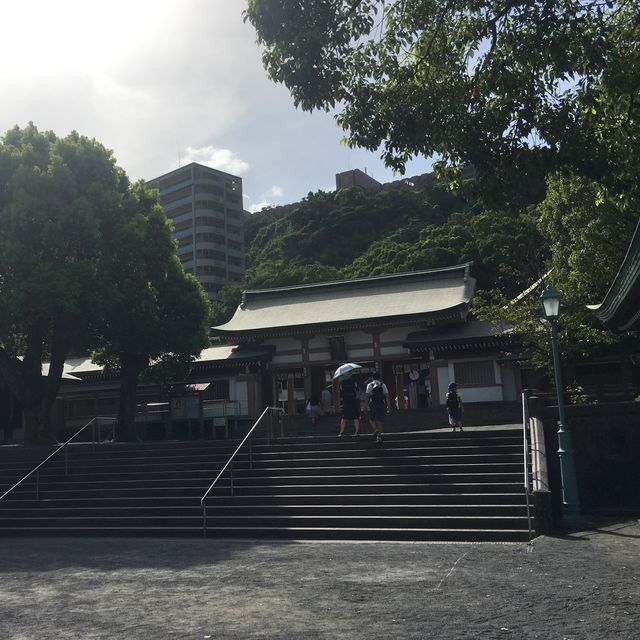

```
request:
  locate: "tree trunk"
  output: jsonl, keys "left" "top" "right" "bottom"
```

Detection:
{"left": 115, "top": 354, "right": 148, "bottom": 441}
{"left": 0, "top": 325, "right": 52, "bottom": 445}
{"left": 40, "top": 317, "right": 74, "bottom": 442}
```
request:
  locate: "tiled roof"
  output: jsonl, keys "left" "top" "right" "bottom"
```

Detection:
{"left": 213, "top": 264, "right": 476, "bottom": 336}
{"left": 56, "top": 345, "right": 271, "bottom": 380}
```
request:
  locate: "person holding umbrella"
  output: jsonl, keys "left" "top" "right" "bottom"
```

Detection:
{"left": 334, "top": 363, "right": 362, "bottom": 437}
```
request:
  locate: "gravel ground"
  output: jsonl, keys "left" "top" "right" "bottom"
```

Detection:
{"left": 0, "top": 518, "right": 637, "bottom": 640}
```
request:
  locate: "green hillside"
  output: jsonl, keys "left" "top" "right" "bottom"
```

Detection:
{"left": 243, "top": 176, "right": 547, "bottom": 295}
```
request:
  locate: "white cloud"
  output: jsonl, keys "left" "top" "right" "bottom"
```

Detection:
{"left": 180, "top": 146, "right": 250, "bottom": 176}
{"left": 248, "top": 201, "right": 273, "bottom": 214}
{"left": 244, "top": 185, "right": 285, "bottom": 213}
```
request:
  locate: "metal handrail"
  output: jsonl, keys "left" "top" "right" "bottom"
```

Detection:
{"left": 522, "top": 392, "right": 534, "bottom": 542}
{"left": 0, "top": 415, "right": 117, "bottom": 502}
{"left": 200, "top": 406, "right": 284, "bottom": 536}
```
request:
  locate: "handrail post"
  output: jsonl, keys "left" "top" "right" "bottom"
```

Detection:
{"left": 36, "top": 470, "right": 39, "bottom": 500}
{"left": 92, "top": 419, "right": 96, "bottom": 454}
{"left": 280, "top": 411, "right": 284, "bottom": 439}
{"left": 522, "top": 392, "right": 534, "bottom": 542}
{"left": 203, "top": 503, "right": 207, "bottom": 537}
{"left": 199, "top": 407, "right": 285, "bottom": 537}
{"left": 65, "top": 446, "right": 69, "bottom": 476}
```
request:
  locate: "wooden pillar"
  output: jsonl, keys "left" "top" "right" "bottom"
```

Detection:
{"left": 394, "top": 369, "right": 406, "bottom": 410}
{"left": 301, "top": 338, "right": 311, "bottom": 400}
{"left": 429, "top": 359, "right": 440, "bottom": 406}
{"left": 287, "top": 373, "right": 296, "bottom": 416}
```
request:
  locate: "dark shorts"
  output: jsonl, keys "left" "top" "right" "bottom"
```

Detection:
{"left": 342, "top": 399, "right": 360, "bottom": 420}
{"left": 369, "top": 401, "right": 386, "bottom": 422}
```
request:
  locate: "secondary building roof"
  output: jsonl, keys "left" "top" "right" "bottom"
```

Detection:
{"left": 212, "top": 264, "right": 476, "bottom": 339}
{"left": 54, "top": 345, "right": 272, "bottom": 382}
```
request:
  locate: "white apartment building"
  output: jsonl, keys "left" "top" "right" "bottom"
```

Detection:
{"left": 146, "top": 162, "right": 246, "bottom": 300}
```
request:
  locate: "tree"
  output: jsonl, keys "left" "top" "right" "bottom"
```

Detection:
{"left": 93, "top": 183, "right": 210, "bottom": 441}
{"left": 245, "top": 0, "right": 638, "bottom": 204}
{"left": 0, "top": 124, "right": 131, "bottom": 444}
{"left": 474, "top": 171, "right": 639, "bottom": 370}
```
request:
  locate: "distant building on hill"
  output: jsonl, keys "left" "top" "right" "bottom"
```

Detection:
{"left": 335, "top": 168, "right": 382, "bottom": 192}
{"left": 146, "top": 162, "right": 246, "bottom": 301}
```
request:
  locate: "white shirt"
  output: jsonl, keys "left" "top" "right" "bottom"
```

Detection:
{"left": 366, "top": 381, "right": 389, "bottom": 397}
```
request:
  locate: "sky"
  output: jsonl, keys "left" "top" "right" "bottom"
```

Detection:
{"left": 0, "top": 0, "right": 434, "bottom": 213}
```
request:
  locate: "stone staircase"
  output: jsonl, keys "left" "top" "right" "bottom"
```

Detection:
{"left": 0, "top": 428, "right": 531, "bottom": 541}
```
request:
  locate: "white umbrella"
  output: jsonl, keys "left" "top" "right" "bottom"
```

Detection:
{"left": 332, "top": 363, "right": 362, "bottom": 380}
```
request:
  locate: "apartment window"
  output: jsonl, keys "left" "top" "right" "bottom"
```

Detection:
{"left": 227, "top": 224, "right": 242, "bottom": 235}
{"left": 195, "top": 199, "right": 224, "bottom": 213}
{"left": 160, "top": 186, "right": 191, "bottom": 206}
{"left": 196, "top": 232, "right": 226, "bottom": 245}
{"left": 173, "top": 219, "right": 193, "bottom": 232}
{"left": 196, "top": 216, "right": 225, "bottom": 229}
{"left": 199, "top": 265, "right": 226, "bottom": 277}
{"left": 195, "top": 184, "right": 224, "bottom": 197}
{"left": 453, "top": 360, "right": 496, "bottom": 386}
{"left": 228, "top": 272, "right": 244, "bottom": 282}
{"left": 194, "top": 166, "right": 221, "bottom": 181}
{"left": 227, "top": 256, "right": 243, "bottom": 267}
{"left": 159, "top": 168, "right": 191, "bottom": 190}
{"left": 228, "top": 240, "right": 243, "bottom": 251}
{"left": 167, "top": 202, "right": 193, "bottom": 217}
{"left": 227, "top": 209, "right": 242, "bottom": 219}
{"left": 196, "top": 249, "right": 226, "bottom": 261}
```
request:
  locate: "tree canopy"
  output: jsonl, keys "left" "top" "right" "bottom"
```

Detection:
{"left": 0, "top": 124, "right": 132, "bottom": 442}
{"left": 92, "top": 183, "right": 210, "bottom": 440}
{"left": 0, "top": 124, "right": 210, "bottom": 444}
{"left": 246, "top": 0, "right": 639, "bottom": 204}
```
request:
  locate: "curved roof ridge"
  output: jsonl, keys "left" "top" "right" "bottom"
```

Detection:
{"left": 242, "top": 263, "right": 472, "bottom": 302}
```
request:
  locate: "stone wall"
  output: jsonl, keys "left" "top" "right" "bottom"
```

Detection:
{"left": 528, "top": 396, "right": 640, "bottom": 517}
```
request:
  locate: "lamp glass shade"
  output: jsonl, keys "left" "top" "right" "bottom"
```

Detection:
{"left": 540, "top": 285, "right": 561, "bottom": 319}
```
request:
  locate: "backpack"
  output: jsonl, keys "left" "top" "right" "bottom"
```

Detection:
{"left": 370, "top": 382, "right": 385, "bottom": 402}
{"left": 446, "top": 391, "right": 460, "bottom": 410}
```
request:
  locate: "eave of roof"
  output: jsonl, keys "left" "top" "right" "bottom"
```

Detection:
{"left": 588, "top": 217, "right": 640, "bottom": 331}
{"left": 403, "top": 320, "right": 517, "bottom": 352}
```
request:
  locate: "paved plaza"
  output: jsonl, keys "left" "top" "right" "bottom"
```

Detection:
{"left": 0, "top": 518, "right": 637, "bottom": 639}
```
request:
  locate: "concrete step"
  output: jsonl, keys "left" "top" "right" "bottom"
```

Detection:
{"left": 0, "top": 427, "right": 533, "bottom": 542}
{"left": 0, "top": 492, "right": 527, "bottom": 508}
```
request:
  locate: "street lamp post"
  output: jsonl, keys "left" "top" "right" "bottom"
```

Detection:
{"left": 540, "top": 285, "right": 581, "bottom": 522}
